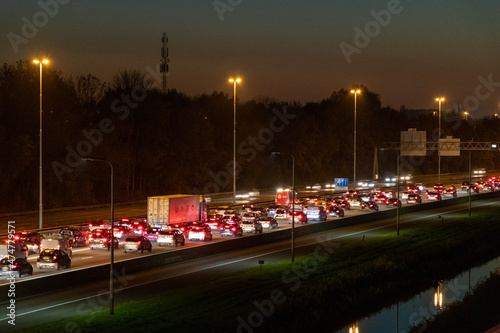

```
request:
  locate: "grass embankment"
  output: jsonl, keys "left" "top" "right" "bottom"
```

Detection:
{"left": 24, "top": 207, "right": 500, "bottom": 333}
{"left": 410, "top": 272, "right": 500, "bottom": 333}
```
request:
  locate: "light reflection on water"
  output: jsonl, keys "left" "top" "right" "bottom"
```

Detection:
{"left": 338, "top": 257, "right": 500, "bottom": 332}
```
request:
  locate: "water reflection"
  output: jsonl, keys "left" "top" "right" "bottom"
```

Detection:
{"left": 337, "top": 257, "right": 500, "bottom": 332}
{"left": 433, "top": 281, "right": 443, "bottom": 310}
{"left": 348, "top": 323, "right": 359, "bottom": 333}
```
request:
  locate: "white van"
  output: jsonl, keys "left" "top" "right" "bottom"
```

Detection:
{"left": 40, "top": 236, "right": 73, "bottom": 257}
{"left": 0, "top": 243, "right": 28, "bottom": 260}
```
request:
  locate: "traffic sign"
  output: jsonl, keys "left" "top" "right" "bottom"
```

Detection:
{"left": 335, "top": 178, "right": 348, "bottom": 188}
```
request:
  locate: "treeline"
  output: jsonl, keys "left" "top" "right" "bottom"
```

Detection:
{"left": 1, "top": 60, "right": 498, "bottom": 212}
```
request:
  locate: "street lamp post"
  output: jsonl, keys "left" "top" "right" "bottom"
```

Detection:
{"left": 351, "top": 89, "right": 360, "bottom": 189}
{"left": 272, "top": 152, "right": 295, "bottom": 262}
{"left": 81, "top": 158, "right": 114, "bottom": 315}
{"left": 435, "top": 97, "right": 445, "bottom": 181}
{"left": 229, "top": 78, "right": 241, "bottom": 205}
{"left": 33, "top": 59, "right": 48, "bottom": 231}
{"left": 464, "top": 111, "right": 469, "bottom": 121}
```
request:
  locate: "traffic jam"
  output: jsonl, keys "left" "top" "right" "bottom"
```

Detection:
{"left": 1, "top": 176, "right": 499, "bottom": 279}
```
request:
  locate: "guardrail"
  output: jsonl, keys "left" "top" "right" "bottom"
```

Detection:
{"left": 2, "top": 190, "right": 500, "bottom": 298}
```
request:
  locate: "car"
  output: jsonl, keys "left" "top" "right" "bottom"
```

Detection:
{"left": 258, "top": 217, "right": 278, "bottom": 229}
{"left": 434, "top": 183, "right": 446, "bottom": 193}
{"left": 130, "top": 220, "right": 149, "bottom": 235}
{"left": 242, "top": 212, "right": 260, "bottom": 222}
{"left": 327, "top": 205, "right": 345, "bottom": 217}
{"left": 59, "top": 227, "right": 87, "bottom": 247}
{"left": 14, "top": 231, "right": 44, "bottom": 254}
{"left": 89, "top": 229, "right": 118, "bottom": 250}
{"left": 274, "top": 209, "right": 288, "bottom": 219}
{"left": 168, "top": 223, "right": 191, "bottom": 236}
{"left": 407, "top": 185, "right": 421, "bottom": 194}
{"left": 88, "top": 220, "right": 111, "bottom": 231}
{"left": 188, "top": 226, "right": 213, "bottom": 241}
{"left": 207, "top": 214, "right": 224, "bottom": 230}
{"left": 373, "top": 193, "right": 387, "bottom": 203}
{"left": 157, "top": 230, "right": 185, "bottom": 246}
{"left": 334, "top": 198, "right": 350, "bottom": 210}
{"left": 426, "top": 191, "right": 442, "bottom": 201}
{"left": 37, "top": 249, "right": 71, "bottom": 270}
{"left": 144, "top": 227, "right": 162, "bottom": 242}
{"left": 400, "top": 192, "right": 410, "bottom": 201}
{"left": 385, "top": 198, "right": 402, "bottom": 208}
{"left": 406, "top": 193, "right": 422, "bottom": 204}
{"left": 348, "top": 197, "right": 363, "bottom": 209}
{"left": 442, "top": 186, "right": 458, "bottom": 198}
{"left": 0, "top": 257, "right": 33, "bottom": 278}
{"left": 123, "top": 235, "right": 152, "bottom": 253}
{"left": 220, "top": 222, "right": 243, "bottom": 237}
{"left": 461, "top": 181, "right": 479, "bottom": 193}
{"left": 306, "top": 206, "right": 327, "bottom": 221}
{"left": 112, "top": 225, "right": 132, "bottom": 244}
{"left": 360, "top": 201, "right": 379, "bottom": 211}
{"left": 289, "top": 211, "right": 308, "bottom": 223}
{"left": 241, "top": 220, "right": 263, "bottom": 234}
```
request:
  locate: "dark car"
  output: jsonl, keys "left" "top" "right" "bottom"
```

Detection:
{"left": 289, "top": 211, "right": 308, "bottom": 224}
{"left": 123, "top": 235, "right": 152, "bottom": 253}
{"left": 37, "top": 249, "right": 71, "bottom": 270}
{"left": 434, "top": 183, "right": 445, "bottom": 192}
{"left": 157, "top": 230, "right": 185, "bottom": 246}
{"left": 406, "top": 193, "right": 422, "bottom": 204}
{"left": 258, "top": 217, "right": 278, "bottom": 229}
{"left": 220, "top": 222, "right": 243, "bottom": 237}
{"left": 15, "top": 231, "right": 44, "bottom": 254}
{"left": 461, "top": 181, "right": 479, "bottom": 193}
{"left": 334, "top": 198, "right": 350, "bottom": 210}
{"left": 442, "top": 186, "right": 457, "bottom": 198}
{"left": 89, "top": 229, "right": 118, "bottom": 250}
{"left": 130, "top": 220, "right": 149, "bottom": 235}
{"left": 207, "top": 214, "right": 224, "bottom": 230}
{"left": 327, "top": 205, "right": 345, "bottom": 217}
{"left": 385, "top": 198, "right": 402, "bottom": 208}
{"left": 361, "top": 201, "right": 379, "bottom": 211}
{"left": 59, "top": 227, "right": 87, "bottom": 248}
{"left": 0, "top": 258, "right": 33, "bottom": 278}
{"left": 426, "top": 191, "right": 442, "bottom": 201}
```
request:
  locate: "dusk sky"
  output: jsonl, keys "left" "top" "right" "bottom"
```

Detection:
{"left": 2, "top": 0, "right": 499, "bottom": 117}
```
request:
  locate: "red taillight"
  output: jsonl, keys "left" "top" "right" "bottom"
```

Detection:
{"left": 231, "top": 227, "right": 236, "bottom": 231}
{"left": 136, "top": 241, "right": 141, "bottom": 245}
{"left": 102, "top": 238, "right": 107, "bottom": 242}
{"left": 10, "top": 264, "right": 17, "bottom": 269}
{"left": 57, "top": 245, "right": 61, "bottom": 250}
{"left": 53, "top": 256, "right": 57, "bottom": 260}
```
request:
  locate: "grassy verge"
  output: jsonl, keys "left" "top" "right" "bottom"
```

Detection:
{"left": 22, "top": 208, "right": 500, "bottom": 333}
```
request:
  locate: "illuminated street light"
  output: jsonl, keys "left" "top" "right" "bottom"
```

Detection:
{"left": 81, "top": 158, "right": 115, "bottom": 315}
{"left": 271, "top": 152, "right": 295, "bottom": 262}
{"left": 351, "top": 89, "right": 361, "bottom": 189}
{"left": 229, "top": 77, "right": 241, "bottom": 205}
{"left": 33, "top": 59, "right": 49, "bottom": 231}
{"left": 464, "top": 111, "right": 469, "bottom": 120}
{"left": 435, "top": 97, "right": 445, "bottom": 181}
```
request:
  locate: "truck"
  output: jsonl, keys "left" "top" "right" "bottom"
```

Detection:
{"left": 147, "top": 194, "right": 207, "bottom": 229}
{"left": 275, "top": 189, "right": 298, "bottom": 206}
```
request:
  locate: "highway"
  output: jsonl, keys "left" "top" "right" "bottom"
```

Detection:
{"left": 1, "top": 196, "right": 498, "bottom": 332}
